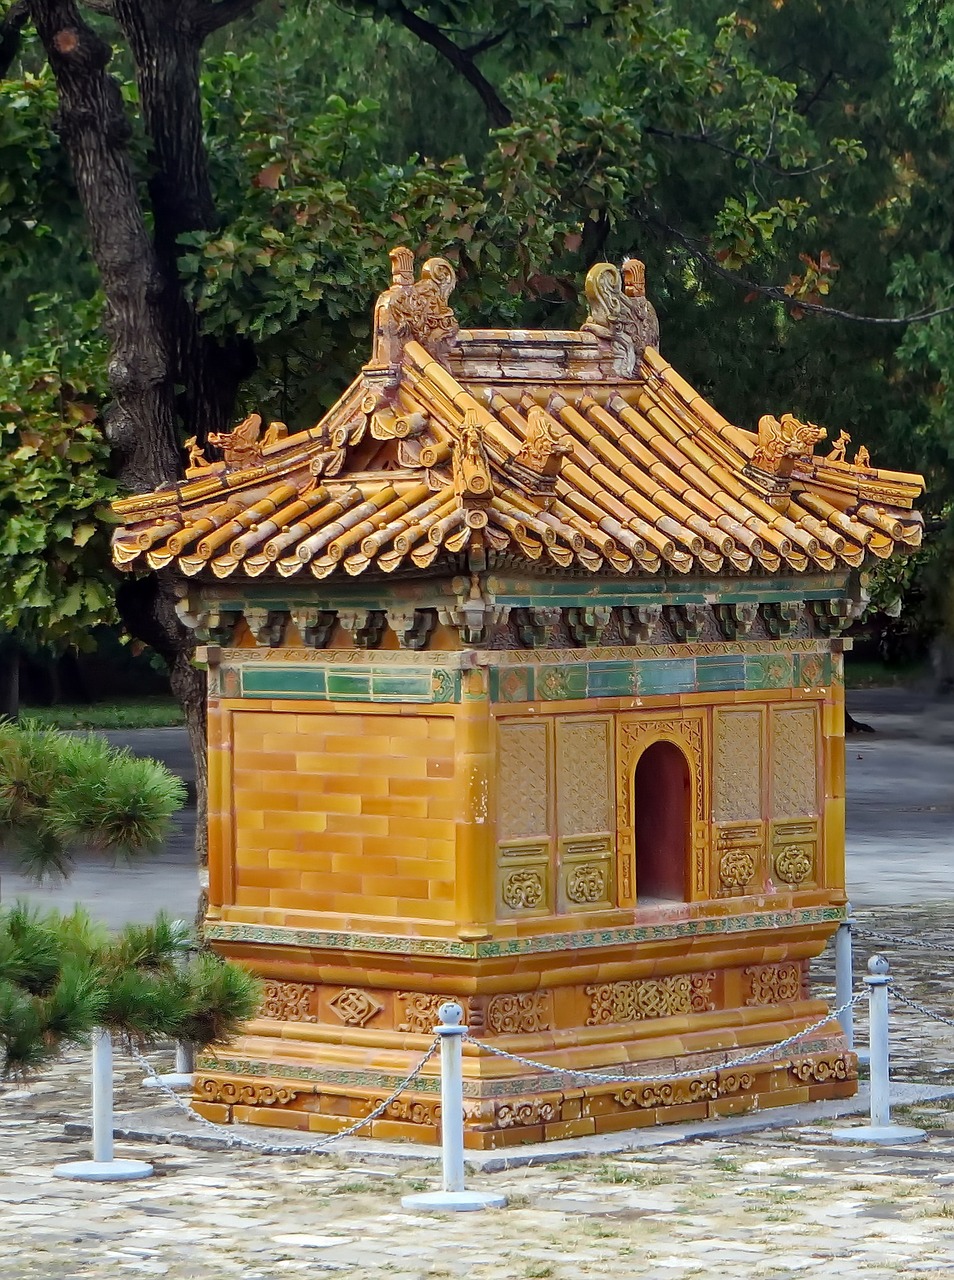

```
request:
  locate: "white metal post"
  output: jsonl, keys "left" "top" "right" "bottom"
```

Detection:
{"left": 143, "top": 921, "right": 195, "bottom": 1093}
{"left": 833, "top": 955, "right": 925, "bottom": 1146}
{"left": 54, "top": 1030, "right": 154, "bottom": 1182}
{"left": 91, "top": 1027, "right": 114, "bottom": 1163}
{"left": 834, "top": 902, "right": 855, "bottom": 1051}
{"left": 401, "top": 1002, "right": 506, "bottom": 1213}
{"left": 867, "top": 955, "right": 891, "bottom": 1128}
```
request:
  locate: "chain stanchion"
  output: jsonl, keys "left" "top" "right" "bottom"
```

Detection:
{"left": 401, "top": 1003, "right": 506, "bottom": 1214}
{"left": 143, "top": 922, "right": 195, "bottom": 1093}
{"left": 132, "top": 1038, "right": 440, "bottom": 1156}
{"left": 835, "top": 902, "right": 856, "bottom": 1051}
{"left": 833, "top": 956, "right": 925, "bottom": 1145}
{"left": 54, "top": 1029, "right": 155, "bottom": 1182}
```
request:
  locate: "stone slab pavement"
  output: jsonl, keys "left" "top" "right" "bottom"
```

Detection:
{"left": 1, "top": 687, "right": 951, "bottom": 923}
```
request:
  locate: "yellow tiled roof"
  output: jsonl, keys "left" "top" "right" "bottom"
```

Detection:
{"left": 111, "top": 250, "right": 923, "bottom": 581}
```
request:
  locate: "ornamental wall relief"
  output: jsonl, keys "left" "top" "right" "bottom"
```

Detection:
{"left": 586, "top": 973, "right": 716, "bottom": 1025}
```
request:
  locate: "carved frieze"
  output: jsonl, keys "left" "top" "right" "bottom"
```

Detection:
{"left": 396, "top": 993, "right": 447, "bottom": 1035}
{"left": 195, "top": 1078, "right": 301, "bottom": 1106}
{"left": 586, "top": 973, "right": 716, "bottom": 1025}
{"left": 486, "top": 993, "right": 552, "bottom": 1035}
{"left": 774, "top": 842, "right": 814, "bottom": 886}
{"left": 260, "top": 980, "right": 318, "bottom": 1022}
{"left": 745, "top": 962, "right": 802, "bottom": 1006}
{"left": 790, "top": 1053, "right": 857, "bottom": 1083}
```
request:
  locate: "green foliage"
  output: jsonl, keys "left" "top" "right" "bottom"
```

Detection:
{"left": 0, "top": 292, "right": 114, "bottom": 647}
{"left": 0, "top": 721, "right": 186, "bottom": 880}
{"left": 0, "top": 905, "right": 263, "bottom": 1078}
{"left": 2, "top": 0, "right": 953, "bottom": 646}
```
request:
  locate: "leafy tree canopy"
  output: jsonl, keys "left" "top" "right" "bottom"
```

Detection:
{"left": 1, "top": 0, "right": 952, "bottom": 651}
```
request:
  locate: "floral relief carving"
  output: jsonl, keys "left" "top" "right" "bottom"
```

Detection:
{"left": 502, "top": 869, "right": 546, "bottom": 910}
{"left": 328, "top": 988, "right": 383, "bottom": 1027}
{"left": 774, "top": 843, "right": 814, "bottom": 885}
{"left": 586, "top": 973, "right": 716, "bottom": 1025}
{"left": 745, "top": 962, "right": 802, "bottom": 1006}
{"left": 789, "top": 1053, "right": 857, "bottom": 1083}
{"left": 566, "top": 863, "right": 608, "bottom": 904}
{"left": 486, "top": 993, "right": 552, "bottom": 1035}
{"left": 261, "top": 980, "right": 318, "bottom": 1023}
{"left": 396, "top": 993, "right": 448, "bottom": 1035}
{"left": 195, "top": 1078, "right": 301, "bottom": 1106}
{"left": 718, "top": 847, "right": 756, "bottom": 892}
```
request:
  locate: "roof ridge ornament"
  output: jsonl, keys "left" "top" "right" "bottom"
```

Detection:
{"left": 581, "top": 257, "right": 660, "bottom": 377}
{"left": 453, "top": 408, "right": 494, "bottom": 504}
{"left": 371, "top": 247, "right": 459, "bottom": 369}
{"left": 745, "top": 412, "right": 827, "bottom": 511}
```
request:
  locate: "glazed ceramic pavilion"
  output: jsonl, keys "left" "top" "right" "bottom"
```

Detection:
{"left": 112, "top": 248, "right": 923, "bottom": 1147}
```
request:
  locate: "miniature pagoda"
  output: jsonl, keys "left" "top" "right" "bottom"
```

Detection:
{"left": 111, "top": 247, "right": 923, "bottom": 1148}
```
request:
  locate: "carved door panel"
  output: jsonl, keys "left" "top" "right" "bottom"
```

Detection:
{"left": 712, "top": 707, "right": 767, "bottom": 896}
{"left": 555, "top": 716, "right": 615, "bottom": 912}
{"left": 496, "top": 719, "right": 553, "bottom": 916}
{"left": 768, "top": 704, "right": 821, "bottom": 891}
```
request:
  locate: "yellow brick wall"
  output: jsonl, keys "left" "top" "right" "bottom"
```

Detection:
{"left": 227, "top": 706, "right": 457, "bottom": 921}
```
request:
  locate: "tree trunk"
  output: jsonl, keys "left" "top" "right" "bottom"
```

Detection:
{"left": 0, "top": 639, "right": 19, "bottom": 721}
{"left": 31, "top": 1, "right": 181, "bottom": 493}
{"left": 114, "top": 0, "right": 254, "bottom": 443}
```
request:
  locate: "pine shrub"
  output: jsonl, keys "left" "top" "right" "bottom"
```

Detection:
{"left": 0, "top": 721, "right": 186, "bottom": 879}
{"left": 0, "top": 906, "right": 262, "bottom": 1079}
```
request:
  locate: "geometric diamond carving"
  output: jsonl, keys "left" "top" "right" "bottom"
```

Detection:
{"left": 328, "top": 988, "right": 384, "bottom": 1027}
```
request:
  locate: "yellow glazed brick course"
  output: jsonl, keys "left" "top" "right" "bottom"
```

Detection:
{"left": 229, "top": 707, "right": 456, "bottom": 921}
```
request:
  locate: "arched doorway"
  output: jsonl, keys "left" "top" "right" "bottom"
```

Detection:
{"left": 633, "top": 740, "right": 690, "bottom": 902}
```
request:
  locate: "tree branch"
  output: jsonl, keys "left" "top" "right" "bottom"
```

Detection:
{"left": 0, "top": 0, "right": 32, "bottom": 79}
{"left": 192, "top": 0, "right": 262, "bottom": 39}
{"left": 643, "top": 124, "right": 831, "bottom": 179}
{"left": 657, "top": 218, "right": 954, "bottom": 326}
{"left": 389, "top": 0, "right": 512, "bottom": 128}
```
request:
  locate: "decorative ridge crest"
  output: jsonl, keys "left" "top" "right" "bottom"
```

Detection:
{"left": 581, "top": 257, "right": 660, "bottom": 377}
{"left": 371, "top": 247, "right": 459, "bottom": 368}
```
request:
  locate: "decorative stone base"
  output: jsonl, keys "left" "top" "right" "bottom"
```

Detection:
{"left": 190, "top": 1045, "right": 857, "bottom": 1150}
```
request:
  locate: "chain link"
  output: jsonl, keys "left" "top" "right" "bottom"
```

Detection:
{"left": 130, "top": 1039, "right": 440, "bottom": 1156}
{"left": 465, "top": 993, "right": 863, "bottom": 1086}
{"left": 853, "top": 927, "right": 954, "bottom": 954}
{"left": 889, "top": 986, "right": 954, "bottom": 1033}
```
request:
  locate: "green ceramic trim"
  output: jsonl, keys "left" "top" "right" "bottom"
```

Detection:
{"left": 205, "top": 905, "right": 846, "bottom": 959}
{"left": 198, "top": 1035, "right": 841, "bottom": 1099}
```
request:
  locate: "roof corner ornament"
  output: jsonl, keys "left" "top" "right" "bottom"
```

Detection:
{"left": 751, "top": 413, "right": 826, "bottom": 477}
{"left": 453, "top": 408, "right": 493, "bottom": 505}
{"left": 581, "top": 257, "right": 660, "bottom": 377}
{"left": 513, "top": 406, "right": 572, "bottom": 477}
{"left": 371, "top": 246, "right": 460, "bottom": 367}
{"left": 208, "top": 412, "right": 265, "bottom": 470}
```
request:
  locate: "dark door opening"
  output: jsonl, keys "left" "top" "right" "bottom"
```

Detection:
{"left": 634, "top": 740, "right": 690, "bottom": 902}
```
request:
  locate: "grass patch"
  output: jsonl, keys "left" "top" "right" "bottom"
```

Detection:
{"left": 21, "top": 698, "right": 184, "bottom": 731}
{"left": 844, "top": 660, "right": 927, "bottom": 689}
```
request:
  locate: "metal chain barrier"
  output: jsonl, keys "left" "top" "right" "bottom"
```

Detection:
{"left": 889, "top": 985, "right": 954, "bottom": 1033}
{"left": 853, "top": 927, "right": 954, "bottom": 954}
{"left": 465, "top": 992, "right": 863, "bottom": 1087}
{"left": 130, "top": 1038, "right": 440, "bottom": 1156}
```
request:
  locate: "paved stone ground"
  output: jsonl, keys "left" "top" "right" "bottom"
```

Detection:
{"left": 2, "top": 904, "right": 954, "bottom": 1279}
